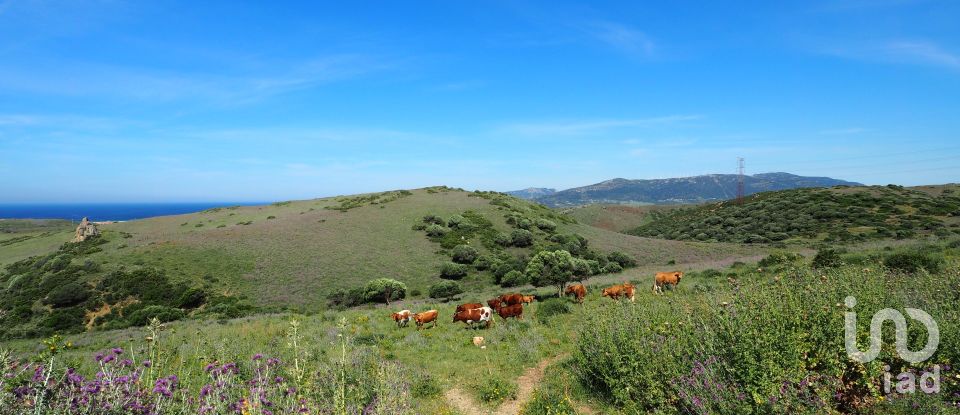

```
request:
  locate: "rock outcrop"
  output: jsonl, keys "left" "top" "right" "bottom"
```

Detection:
{"left": 73, "top": 217, "right": 100, "bottom": 242}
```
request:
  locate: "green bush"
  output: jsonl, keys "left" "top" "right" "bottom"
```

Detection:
{"left": 439, "top": 262, "right": 469, "bottom": 280}
{"left": 422, "top": 214, "right": 445, "bottom": 225}
{"left": 536, "top": 298, "right": 572, "bottom": 324}
{"left": 884, "top": 251, "right": 944, "bottom": 274}
{"left": 510, "top": 229, "right": 534, "bottom": 247}
{"left": 451, "top": 245, "right": 479, "bottom": 264}
{"left": 602, "top": 262, "right": 623, "bottom": 274}
{"left": 446, "top": 214, "right": 465, "bottom": 229}
{"left": 812, "top": 248, "right": 844, "bottom": 269}
{"left": 425, "top": 224, "right": 448, "bottom": 237}
{"left": 127, "top": 305, "right": 186, "bottom": 326}
{"left": 758, "top": 251, "right": 804, "bottom": 268}
{"left": 500, "top": 270, "right": 529, "bottom": 287}
{"left": 607, "top": 251, "right": 637, "bottom": 268}
{"left": 429, "top": 280, "right": 463, "bottom": 301}
{"left": 411, "top": 372, "right": 443, "bottom": 398}
{"left": 362, "top": 278, "right": 407, "bottom": 305}
{"left": 534, "top": 218, "right": 557, "bottom": 232}
{"left": 476, "top": 377, "right": 517, "bottom": 403}
{"left": 44, "top": 282, "right": 91, "bottom": 308}
{"left": 473, "top": 255, "right": 495, "bottom": 270}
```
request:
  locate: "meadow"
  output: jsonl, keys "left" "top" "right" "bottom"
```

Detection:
{"left": 2, "top": 238, "right": 958, "bottom": 414}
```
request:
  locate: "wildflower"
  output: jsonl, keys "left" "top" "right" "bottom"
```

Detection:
{"left": 252, "top": 353, "right": 263, "bottom": 361}
{"left": 112, "top": 347, "right": 124, "bottom": 355}
{"left": 142, "top": 360, "right": 152, "bottom": 368}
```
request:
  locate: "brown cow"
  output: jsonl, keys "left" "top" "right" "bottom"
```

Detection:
{"left": 487, "top": 298, "right": 502, "bottom": 309}
{"left": 453, "top": 306, "right": 494, "bottom": 329}
{"left": 390, "top": 310, "right": 413, "bottom": 328}
{"left": 520, "top": 295, "right": 536, "bottom": 304}
{"left": 413, "top": 310, "right": 438, "bottom": 330}
{"left": 565, "top": 284, "right": 587, "bottom": 304}
{"left": 498, "top": 293, "right": 524, "bottom": 306}
{"left": 496, "top": 303, "right": 524, "bottom": 320}
{"left": 602, "top": 283, "right": 636, "bottom": 302}
{"left": 653, "top": 271, "right": 683, "bottom": 294}
{"left": 456, "top": 302, "right": 483, "bottom": 313}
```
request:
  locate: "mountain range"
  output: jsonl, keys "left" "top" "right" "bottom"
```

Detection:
{"left": 509, "top": 172, "right": 862, "bottom": 207}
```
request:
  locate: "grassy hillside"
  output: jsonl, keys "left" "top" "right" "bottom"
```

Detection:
{"left": 2, "top": 240, "right": 957, "bottom": 414}
{"left": 563, "top": 204, "right": 683, "bottom": 233}
{"left": 629, "top": 184, "right": 960, "bottom": 244}
{"left": 0, "top": 187, "right": 763, "bottom": 340}
{"left": 0, "top": 219, "right": 76, "bottom": 266}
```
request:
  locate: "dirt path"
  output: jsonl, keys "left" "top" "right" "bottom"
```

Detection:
{"left": 444, "top": 354, "right": 582, "bottom": 415}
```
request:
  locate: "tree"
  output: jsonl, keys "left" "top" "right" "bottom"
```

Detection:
{"left": 440, "top": 262, "right": 469, "bottom": 280}
{"left": 451, "top": 245, "right": 479, "bottom": 264}
{"left": 429, "top": 280, "right": 463, "bottom": 301}
{"left": 525, "top": 250, "right": 578, "bottom": 296}
{"left": 500, "top": 270, "right": 529, "bottom": 287}
{"left": 363, "top": 278, "right": 407, "bottom": 305}
{"left": 607, "top": 251, "right": 637, "bottom": 268}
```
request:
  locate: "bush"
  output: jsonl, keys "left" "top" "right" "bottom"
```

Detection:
{"left": 607, "top": 251, "right": 637, "bottom": 268}
{"left": 127, "top": 305, "right": 185, "bottom": 326}
{"left": 884, "top": 251, "right": 944, "bottom": 274}
{"left": 362, "top": 278, "right": 407, "bottom": 305}
{"left": 500, "top": 270, "right": 529, "bottom": 287}
{"left": 422, "top": 214, "right": 445, "bottom": 225}
{"left": 440, "top": 262, "right": 469, "bottom": 280}
{"left": 758, "top": 251, "right": 804, "bottom": 268}
{"left": 493, "top": 232, "right": 512, "bottom": 246}
{"left": 451, "top": 245, "right": 479, "bottom": 264}
{"left": 536, "top": 298, "right": 571, "bottom": 324}
{"left": 602, "top": 262, "right": 623, "bottom": 274}
{"left": 44, "top": 282, "right": 91, "bottom": 308}
{"left": 510, "top": 229, "right": 534, "bottom": 247}
{"left": 812, "top": 248, "right": 844, "bottom": 269}
{"left": 476, "top": 377, "right": 517, "bottom": 403}
{"left": 473, "top": 255, "right": 495, "bottom": 270}
{"left": 429, "top": 280, "right": 463, "bottom": 301}
{"left": 411, "top": 373, "right": 443, "bottom": 398}
{"left": 446, "top": 214, "right": 465, "bottom": 229}
{"left": 425, "top": 224, "right": 448, "bottom": 237}
{"left": 534, "top": 218, "right": 557, "bottom": 232}
{"left": 177, "top": 288, "right": 206, "bottom": 309}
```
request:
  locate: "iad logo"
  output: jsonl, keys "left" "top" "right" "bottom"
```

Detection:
{"left": 844, "top": 296, "right": 941, "bottom": 394}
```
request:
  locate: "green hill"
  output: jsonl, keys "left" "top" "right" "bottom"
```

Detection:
{"left": 628, "top": 184, "right": 960, "bottom": 243}
{"left": 562, "top": 204, "right": 684, "bottom": 233}
{"left": 0, "top": 187, "right": 761, "bottom": 339}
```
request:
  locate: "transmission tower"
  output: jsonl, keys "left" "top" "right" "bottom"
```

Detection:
{"left": 736, "top": 157, "right": 745, "bottom": 204}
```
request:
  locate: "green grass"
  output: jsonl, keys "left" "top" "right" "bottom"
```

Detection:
{"left": 0, "top": 219, "right": 75, "bottom": 266}
{"left": 562, "top": 203, "right": 683, "bottom": 233}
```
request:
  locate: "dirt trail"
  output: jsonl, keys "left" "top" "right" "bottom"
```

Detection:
{"left": 445, "top": 354, "right": 588, "bottom": 415}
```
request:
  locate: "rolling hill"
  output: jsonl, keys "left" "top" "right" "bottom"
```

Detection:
{"left": 520, "top": 172, "right": 862, "bottom": 207}
{"left": 0, "top": 187, "right": 764, "bottom": 339}
{"left": 628, "top": 184, "right": 960, "bottom": 243}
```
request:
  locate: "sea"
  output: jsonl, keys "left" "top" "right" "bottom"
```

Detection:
{"left": 0, "top": 203, "right": 266, "bottom": 221}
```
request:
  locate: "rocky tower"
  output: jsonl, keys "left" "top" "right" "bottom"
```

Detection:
{"left": 73, "top": 217, "right": 100, "bottom": 242}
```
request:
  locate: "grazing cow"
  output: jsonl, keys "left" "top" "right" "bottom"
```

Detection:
{"left": 499, "top": 293, "right": 524, "bottom": 306}
{"left": 520, "top": 295, "right": 536, "bottom": 304}
{"left": 602, "top": 283, "right": 636, "bottom": 302}
{"left": 653, "top": 271, "right": 684, "bottom": 294}
{"left": 453, "top": 306, "right": 494, "bottom": 329}
{"left": 413, "top": 310, "right": 438, "bottom": 330}
{"left": 565, "top": 284, "right": 587, "bottom": 304}
{"left": 390, "top": 310, "right": 413, "bottom": 328}
{"left": 487, "top": 298, "right": 502, "bottom": 310}
{"left": 456, "top": 302, "right": 484, "bottom": 313}
{"left": 496, "top": 303, "right": 524, "bottom": 320}
{"left": 601, "top": 284, "right": 625, "bottom": 300}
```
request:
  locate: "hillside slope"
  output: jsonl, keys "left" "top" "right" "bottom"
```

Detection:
{"left": 628, "top": 184, "right": 960, "bottom": 243}
{"left": 532, "top": 172, "right": 861, "bottom": 206}
{"left": 562, "top": 204, "right": 684, "bottom": 233}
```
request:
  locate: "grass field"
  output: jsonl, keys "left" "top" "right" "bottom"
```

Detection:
{"left": 0, "top": 219, "right": 76, "bottom": 266}
{"left": 562, "top": 204, "right": 684, "bottom": 233}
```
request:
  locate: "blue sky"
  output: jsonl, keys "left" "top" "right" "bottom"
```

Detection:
{"left": 1, "top": 0, "right": 958, "bottom": 202}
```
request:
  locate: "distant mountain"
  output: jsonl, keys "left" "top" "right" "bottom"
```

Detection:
{"left": 527, "top": 172, "right": 863, "bottom": 207}
{"left": 505, "top": 187, "right": 556, "bottom": 199}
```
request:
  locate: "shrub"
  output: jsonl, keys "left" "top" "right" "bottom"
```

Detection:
{"left": 429, "top": 280, "right": 463, "bottom": 301}
{"left": 500, "top": 270, "right": 529, "bottom": 287}
{"left": 127, "top": 305, "right": 185, "bottom": 326}
{"left": 602, "top": 262, "right": 623, "bottom": 274}
{"left": 884, "top": 251, "right": 944, "bottom": 274}
{"left": 362, "top": 278, "right": 407, "bottom": 305}
{"left": 476, "top": 377, "right": 517, "bottom": 403}
{"left": 446, "top": 214, "right": 465, "bottom": 229}
{"left": 607, "top": 251, "right": 637, "bottom": 268}
{"left": 758, "top": 251, "right": 804, "bottom": 268}
{"left": 473, "top": 255, "right": 495, "bottom": 270}
{"left": 440, "top": 262, "right": 469, "bottom": 280}
{"left": 44, "top": 282, "right": 91, "bottom": 308}
{"left": 534, "top": 218, "right": 557, "bottom": 232}
{"left": 510, "top": 229, "right": 534, "bottom": 247}
{"left": 451, "top": 245, "right": 479, "bottom": 264}
{"left": 526, "top": 250, "right": 578, "bottom": 295}
{"left": 411, "top": 373, "right": 443, "bottom": 398}
{"left": 425, "top": 224, "right": 448, "bottom": 237}
{"left": 422, "top": 214, "right": 445, "bottom": 225}
{"left": 493, "top": 232, "right": 512, "bottom": 246}
{"left": 177, "top": 288, "right": 207, "bottom": 309}
{"left": 812, "top": 248, "right": 844, "bottom": 269}
{"left": 536, "top": 298, "right": 571, "bottom": 324}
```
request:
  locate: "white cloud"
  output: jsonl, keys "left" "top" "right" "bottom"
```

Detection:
{"left": 582, "top": 20, "right": 656, "bottom": 57}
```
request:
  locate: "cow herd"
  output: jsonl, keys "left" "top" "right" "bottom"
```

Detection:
{"left": 390, "top": 271, "right": 685, "bottom": 330}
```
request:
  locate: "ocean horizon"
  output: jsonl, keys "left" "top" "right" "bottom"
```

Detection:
{"left": 0, "top": 202, "right": 266, "bottom": 221}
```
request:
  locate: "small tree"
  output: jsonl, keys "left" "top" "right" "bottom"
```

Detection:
{"left": 363, "top": 278, "right": 407, "bottom": 305}
{"left": 525, "top": 249, "right": 578, "bottom": 296}
{"left": 607, "top": 251, "right": 637, "bottom": 268}
{"left": 440, "top": 262, "right": 469, "bottom": 280}
{"left": 451, "top": 245, "right": 479, "bottom": 264}
{"left": 510, "top": 229, "right": 534, "bottom": 247}
{"left": 425, "top": 224, "right": 448, "bottom": 237}
{"left": 429, "top": 280, "right": 463, "bottom": 301}
{"left": 500, "top": 270, "right": 529, "bottom": 287}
